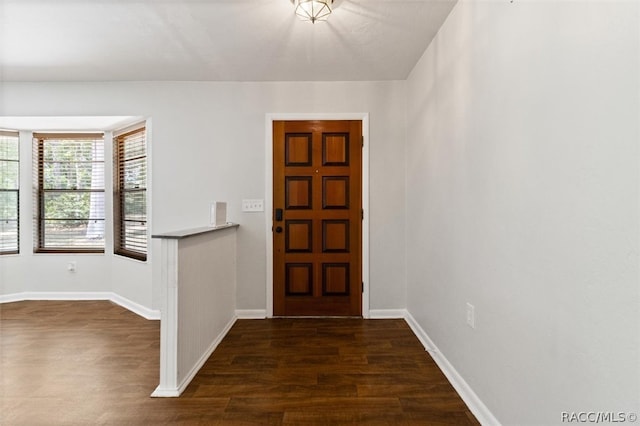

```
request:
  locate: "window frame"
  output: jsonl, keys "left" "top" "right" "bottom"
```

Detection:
{"left": 0, "top": 130, "right": 20, "bottom": 255}
{"left": 34, "top": 133, "right": 105, "bottom": 254}
{"left": 113, "top": 126, "right": 147, "bottom": 261}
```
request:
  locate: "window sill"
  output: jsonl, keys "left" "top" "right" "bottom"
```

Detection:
{"left": 115, "top": 249, "right": 147, "bottom": 262}
{"left": 34, "top": 249, "right": 105, "bottom": 255}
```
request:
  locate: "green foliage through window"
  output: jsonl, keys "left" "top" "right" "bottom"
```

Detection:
{"left": 35, "top": 135, "right": 105, "bottom": 251}
{"left": 0, "top": 132, "right": 19, "bottom": 254}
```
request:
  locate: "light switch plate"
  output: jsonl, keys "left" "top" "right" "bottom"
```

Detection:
{"left": 242, "top": 199, "right": 264, "bottom": 212}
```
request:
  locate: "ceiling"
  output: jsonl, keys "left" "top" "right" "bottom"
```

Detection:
{"left": 0, "top": 0, "right": 457, "bottom": 82}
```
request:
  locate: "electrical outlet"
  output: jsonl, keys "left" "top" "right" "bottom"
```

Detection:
{"left": 68, "top": 262, "right": 77, "bottom": 273}
{"left": 242, "top": 199, "right": 264, "bottom": 212}
{"left": 466, "top": 302, "right": 475, "bottom": 329}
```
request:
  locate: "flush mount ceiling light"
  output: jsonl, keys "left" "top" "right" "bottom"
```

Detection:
{"left": 292, "top": 0, "right": 334, "bottom": 24}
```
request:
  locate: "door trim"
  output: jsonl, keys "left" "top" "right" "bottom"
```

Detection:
{"left": 265, "top": 113, "right": 370, "bottom": 318}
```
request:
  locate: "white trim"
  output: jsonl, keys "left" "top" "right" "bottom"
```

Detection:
{"left": 404, "top": 311, "right": 501, "bottom": 426}
{"left": 110, "top": 292, "right": 160, "bottom": 320}
{"left": 265, "top": 113, "right": 370, "bottom": 318}
{"left": 0, "top": 292, "right": 160, "bottom": 320}
{"left": 369, "top": 309, "right": 407, "bottom": 319}
{"left": 149, "top": 388, "right": 180, "bottom": 398}
{"left": 235, "top": 309, "right": 267, "bottom": 319}
{"left": 403, "top": 311, "right": 436, "bottom": 352}
{"left": 154, "top": 239, "right": 179, "bottom": 396}
{"left": 0, "top": 293, "right": 23, "bottom": 304}
{"left": 113, "top": 120, "right": 146, "bottom": 138}
{"left": 0, "top": 291, "right": 111, "bottom": 302}
{"left": 361, "top": 117, "right": 370, "bottom": 319}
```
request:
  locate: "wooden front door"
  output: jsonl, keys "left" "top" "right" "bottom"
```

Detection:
{"left": 273, "top": 120, "right": 362, "bottom": 316}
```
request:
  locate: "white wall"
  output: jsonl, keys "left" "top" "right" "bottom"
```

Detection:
{"left": 0, "top": 80, "right": 407, "bottom": 313}
{"left": 405, "top": 1, "right": 639, "bottom": 424}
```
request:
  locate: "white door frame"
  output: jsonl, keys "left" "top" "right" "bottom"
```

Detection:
{"left": 265, "top": 113, "right": 370, "bottom": 318}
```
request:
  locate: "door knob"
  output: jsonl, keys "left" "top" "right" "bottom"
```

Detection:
{"left": 275, "top": 226, "right": 283, "bottom": 233}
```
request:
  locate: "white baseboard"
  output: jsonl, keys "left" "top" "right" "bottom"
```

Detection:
{"left": 0, "top": 293, "right": 21, "bottom": 304}
{"left": 402, "top": 311, "right": 436, "bottom": 351}
{"left": 150, "top": 387, "right": 180, "bottom": 398}
{"left": 0, "top": 291, "right": 160, "bottom": 320}
{"left": 404, "top": 311, "right": 500, "bottom": 426}
{"left": 110, "top": 293, "right": 161, "bottom": 320}
{"left": 235, "top": 309, "right": 267, "bottom": 319}
{"left": 369, "top": 309, "right": 407, "bottom": 319}
{"left": 0, "top": 291, "right": 112, "bottom": 303}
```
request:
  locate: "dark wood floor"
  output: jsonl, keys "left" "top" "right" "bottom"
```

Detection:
{"left": 0, "top": 300, "right": 479, "bottom": 425}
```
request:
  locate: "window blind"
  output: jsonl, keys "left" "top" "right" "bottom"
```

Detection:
{"left": 0, "top": 131, "right": 20, "bottom": 254}
{"left": 114, "top": 127, "right": 147, "bottom": 261}
{"left": 34, "top": 133, "right": 105, "bottom": 252}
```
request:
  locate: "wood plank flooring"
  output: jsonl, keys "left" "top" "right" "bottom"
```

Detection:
{"left": 0, "top": 301, "right": 479, "bottom": 425}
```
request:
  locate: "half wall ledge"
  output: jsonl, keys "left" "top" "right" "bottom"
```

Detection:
{"left": 151, "top": 222, "right": 239, "bottom": 239}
